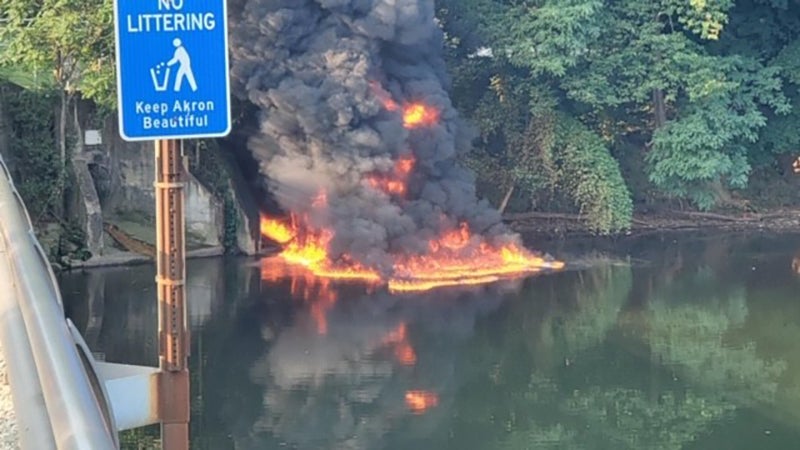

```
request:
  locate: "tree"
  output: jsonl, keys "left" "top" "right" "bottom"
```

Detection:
{"left": 439, "top": 0, "right": 794, "bottom": 211}
{"left": 647, "top": 55, "right": 788, "bottom": 209}
{"left": 0, "top": 0, "right": 116, "bottom": 214}
{"left": 438, "top": 0, "right": 633, "bottom": 232}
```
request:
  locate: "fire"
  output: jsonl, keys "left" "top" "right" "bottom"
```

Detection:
{"left": 260, "top": 214, "right": 563, "bottom": 293}
{"left": 402, "top": 103, "right": 439, "bottom": 128}
{"left": 370, "top": 82, "right": 440, "bottom": 130}
{"left": 262, "top": 214, "right": 383, "bottom": 284}
{"left": 366, "top": 154, "right": 416, "bottom": 197}
{"left": 405, "top": 390, "right": 439, "bottom": 414}
{"left": 430, "top": 222, "right": 470, "bottom": 252}
{"left": 258, "top": 85, "right": 563, "bottom": 293}
{"left": 260, "top": 216, "right": 295, "bottom": 244}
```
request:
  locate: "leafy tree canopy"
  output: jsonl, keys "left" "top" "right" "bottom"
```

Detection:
{"left": 438, "top": 0, "right": 800, "bottom": 213}
{"left": 0, "top": 0, "right": 116, "bottom": 109}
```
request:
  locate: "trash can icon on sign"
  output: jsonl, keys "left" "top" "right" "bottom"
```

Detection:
{"left": 150, "top": 62, "right": 170, "bottom": 92}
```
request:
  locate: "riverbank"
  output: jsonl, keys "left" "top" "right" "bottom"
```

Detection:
{"left": 51, "top": 208, "right": 800, "bottom": 270}
{"left": 0, "top": 343, "right": 19, "bottom": 450}
{"left": 505, "top": 208, "right": 800, "bottom": 238}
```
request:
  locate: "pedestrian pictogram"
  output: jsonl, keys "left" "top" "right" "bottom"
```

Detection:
{"left": 113, "top": 0, "right": 231, "bottom": 141}
{"left": 167, "top": 38, "right": 198, "bottom": 92}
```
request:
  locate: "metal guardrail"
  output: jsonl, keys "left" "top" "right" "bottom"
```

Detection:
{"left": 0, "top": 152, "right": 119, "bottom": 449}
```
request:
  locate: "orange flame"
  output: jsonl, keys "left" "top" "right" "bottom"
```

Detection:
{"left": 263, "top": 214, "right": 383, "bottom": 284}
{"left": 405, "top": 390, "right": 439, "bottom": 414}
{"left": 260, "top": 216, "right": 295, "bottom": 244}
{"left": 365, "top": 154, "right": 416, "bottom": 197}
{"left": 402, "top": 103, "right": 440, "bottom": 129}
{"left": 260, "top": 214, "right": 563, "bottom": 293}
{"left": 370, "top": 82, "right": 440, "bottom": 129}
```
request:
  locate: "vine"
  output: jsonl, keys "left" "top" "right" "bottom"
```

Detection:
{"left": 1, "top": 84, "right": 60, "bottom": 220}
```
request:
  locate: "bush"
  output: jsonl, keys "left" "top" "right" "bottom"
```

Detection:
{"left": 1, "top": 84, "right": 60, "bottom": 220}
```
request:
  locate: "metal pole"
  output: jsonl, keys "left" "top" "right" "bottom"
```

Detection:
{"left": 154, "top": 139, "right": 190, "bottom": 450}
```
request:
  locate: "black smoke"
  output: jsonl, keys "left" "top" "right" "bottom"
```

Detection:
{"left": 230, "top": 1, "right": 514, "bottom": 272}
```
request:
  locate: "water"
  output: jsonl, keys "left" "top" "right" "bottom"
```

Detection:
{"left": 59, "top": 232, "right": 800, "bottom": 449}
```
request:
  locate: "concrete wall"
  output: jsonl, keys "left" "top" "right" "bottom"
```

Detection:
{"left": 100, "top": 118, "right": 224, "bottom": 247}
{"left": 102, "top": 118, "right": 156, "bottom": 215}
{"left": 185, "top": 172, "right": 223, "bottom": 247}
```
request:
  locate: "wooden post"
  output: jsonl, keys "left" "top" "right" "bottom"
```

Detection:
{"left": 154, "top": 139, "right": 190, "bottom": 450}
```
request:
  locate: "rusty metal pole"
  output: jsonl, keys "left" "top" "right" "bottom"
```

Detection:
{"left": 154, "top": 139, "right": 190, "bottom": 450}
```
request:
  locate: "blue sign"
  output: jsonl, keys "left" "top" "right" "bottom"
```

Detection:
{"left": 113, "top": 0, "right": 231, "bottom": 141}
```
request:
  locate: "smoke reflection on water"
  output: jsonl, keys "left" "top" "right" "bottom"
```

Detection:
{"left": 249, "top": 259, "right": 524, "bottom": 449}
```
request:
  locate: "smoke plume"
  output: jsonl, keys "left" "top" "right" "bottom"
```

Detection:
{"left": 230, "top": 0, "right": 512, "bottom": 271}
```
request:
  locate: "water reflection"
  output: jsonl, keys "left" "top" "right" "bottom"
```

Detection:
{"left": 59, "top": 233, "right": 800, "bottom": 449}
{"left": 253, "top": 256, "right": 525, "bottom": 449}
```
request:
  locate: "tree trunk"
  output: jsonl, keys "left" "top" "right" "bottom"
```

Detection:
{"left": 60, "top": 90, "right": 67, "bottom": 165}
{"left": 73, "top": 98, "right": 82, "bottom": 155}
{"left": 52, "top": 88, "right": 68, "bottom": 218}
{"left": 498, "top": 184, "right": 515, "bottom": 214}
{"left": 652, "top": 88, "right": 666, "bottom": 129}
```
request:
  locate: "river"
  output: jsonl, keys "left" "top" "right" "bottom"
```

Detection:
{"left": 59, "top": 231, "right": 800, "bottom": 450}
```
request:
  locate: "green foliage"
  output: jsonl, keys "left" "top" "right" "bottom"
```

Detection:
{"left": 752, "top": 37, "right": 800, "bottom": 157}
{"left": 551, "top": 115, "right": 633, "bottom": 233}
{"left": 495, "top": 0, "right": 605, "bottom": 78}
{"left": 438, "top": 0, "right": 800, "bottom": 213}
{"left": 1, "top": 84, "right": 60, "bottom": 218}
{"left": 119, "top": 425, "right": 160, "bottom": 449}
{"left": 54, "top": 219, "right": 92, "bottom": 265}
{"left": 668, "top": 0, "right": 735, "bottom": 40}
{"left": 0, "top": 0, "right": 116, "bottom": 110}
{"left": 439, "top": 9, "right": 633, "bottom": 233}
{"left": 773, "top": 37, "right": 800, "bottom": 86}
{"left": 647, "top": 56, "right": 788, "bottom": 209}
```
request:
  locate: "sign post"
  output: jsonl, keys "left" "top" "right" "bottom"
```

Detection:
{"left": 113, "top": 0, "right": 231, "bottom": 447}
{"left": 154, "top": 139, "right": 190, "bottom": 448}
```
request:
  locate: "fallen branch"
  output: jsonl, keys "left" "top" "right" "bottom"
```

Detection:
{"left": 498, "top": 185, "right": 515, "bottom": 215}
{"left": 503, "top": 212, "right": 585, "bottom": 221}
{"left": 103, "top": 222, "right": 156, "bottom": 258}
{"left": 670, "top": 210, "right": 760, "bottom": 222}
